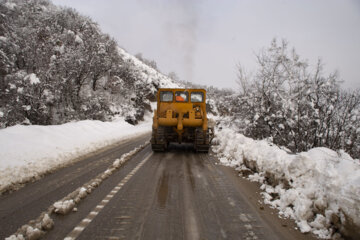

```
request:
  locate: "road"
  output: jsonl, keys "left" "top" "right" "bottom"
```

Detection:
{"left": 0, "top": 134, "right": 317, "bottom": 240}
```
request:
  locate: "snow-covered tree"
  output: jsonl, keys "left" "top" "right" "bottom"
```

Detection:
{"left": 0, "top": 0, "right": 176, "bottom": 128}
{"left": 235, "top": 39, "right": 360, "bottom": 158}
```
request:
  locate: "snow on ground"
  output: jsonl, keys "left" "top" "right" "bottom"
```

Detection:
{"left": 0, "top": 117, "right": 152, "bottom": 194}
{"left": 213, "top": 123, "right": 360, "bottom": 239}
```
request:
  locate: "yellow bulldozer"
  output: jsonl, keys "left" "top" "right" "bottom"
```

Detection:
{"left": 151, "top": 88, "right": 214, "bottom": 152}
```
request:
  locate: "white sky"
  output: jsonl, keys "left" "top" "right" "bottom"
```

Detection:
{"left": 52, "top": 0, "right": 360, "bottom": 90}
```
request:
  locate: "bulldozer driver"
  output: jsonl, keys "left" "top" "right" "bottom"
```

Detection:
{"left": 175, "top": 91, "right": 188, "bottom": 102}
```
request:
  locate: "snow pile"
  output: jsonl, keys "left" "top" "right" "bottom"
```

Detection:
{"left": 6, "top": 234, "right": 25, "bottom": 240}
{"left": 53, "top": 200, "right": 75, "bottom": 215}
{"left": 0, "top": 118, "right": 151, "bottom": 194}
{"left": 40, "top": 214, "right": 54, "bottom": 230}
{"left": 5, "top": 213, "right": 53, "bottom": 240}
{"left": 214, "top": 127, "right": 360, "bottom": 239}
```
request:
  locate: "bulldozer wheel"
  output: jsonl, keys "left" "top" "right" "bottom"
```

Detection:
{"left": 194, "top": 128, "right": 210, "bottom": 153}
{"left": 151, "top": 127, "right": 167, "bottom": 152}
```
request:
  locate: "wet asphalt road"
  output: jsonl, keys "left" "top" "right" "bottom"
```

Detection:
{"left": 1, "top": 136, "right": 316, "bottom": 240}
{"left": 0, "top": 134, "right": 149, "bottom": 239}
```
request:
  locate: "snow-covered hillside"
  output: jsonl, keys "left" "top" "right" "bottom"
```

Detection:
{"left": 213, "top": 120, "right": 360, "bottom": 239}
{"left": 117, "top": 47, "right": 180, "bottom": 90}
{"left": 0, "top": 0, "right": 181, "bottom": 128}
{"left": 112, "top": 46, "right": 182, "bottom": 124}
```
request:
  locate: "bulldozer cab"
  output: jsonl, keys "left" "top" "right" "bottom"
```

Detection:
{"left": 151, "top": 88, "right": 214, "bottom": 152}
{"left": 157, "top": 89, "right": 206, "bottom": 117}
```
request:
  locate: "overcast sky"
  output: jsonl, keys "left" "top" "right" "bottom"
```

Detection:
{"left": 52, "top": 0, "right": 360, "bottom": 90}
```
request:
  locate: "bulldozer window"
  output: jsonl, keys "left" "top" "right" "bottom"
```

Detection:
{"left": 191, "top": 92, "right": 204, "bottom": 103}
{"left": 175, "top": 91, "right": 188, "bottom": 102}
{"left": 160, "top": 91, "right": 173, "bottom": 102}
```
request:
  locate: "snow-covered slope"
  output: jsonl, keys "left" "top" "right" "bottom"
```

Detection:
{"left": 214, "top": 124, "right": 360, "bottom": 239}
{"left": 109, "top": 47, "right": 182, "bottom": 124}
{"left": 117, "top": 47, "right": 181, "bottom": 91}
{"left": 0, "top": 117, "right": 151, "bottom": 194}
{"left": 0, "top": 0, "right": 182, "bottom": 128}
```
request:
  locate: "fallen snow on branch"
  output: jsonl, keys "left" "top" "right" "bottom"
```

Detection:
{"left": 213, "top": 127, "right": 360, "bottom": 239}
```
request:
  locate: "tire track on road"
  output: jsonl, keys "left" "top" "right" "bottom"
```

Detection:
{"left": 65, "top": 152, "right": 153, "bottom": 240}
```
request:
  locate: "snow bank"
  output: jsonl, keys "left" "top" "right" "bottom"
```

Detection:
{"left": 0, "top": 118, "right": 151, "bottom": 193}
{"left": 214, "top": 127, "right": 360, "bottom": 239}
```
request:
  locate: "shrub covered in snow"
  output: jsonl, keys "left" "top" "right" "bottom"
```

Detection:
{"left": 232, "top": 39, "right": 360, "bottom": 159}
